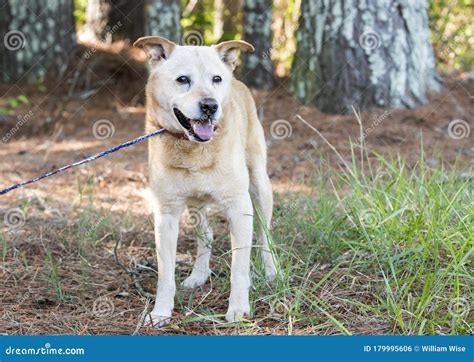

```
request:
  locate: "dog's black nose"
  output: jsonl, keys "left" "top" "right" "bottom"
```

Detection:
{"left": 200, "top": 98, "right": 218, "bottom": 115}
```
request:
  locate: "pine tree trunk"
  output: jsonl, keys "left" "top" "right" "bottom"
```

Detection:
{"left": 241, "top": 0, "right": 274, "bottom": 90}
{"left": 214, "top": 0, "right": 242, "bottom": 42}
{"left": 290, "top": 0, "right": 443, "bottom": 113}
{"left": 223, "top": 0, "right": 242, "bottom": 38}
{"left": 83, "top": 0, "right": 111, "bottom": 41}
{"left": 0, "top": 0, "right": 76, "bottom": 83}
{"left": 0, "top": 0, "right": 14, "bottom": 83}
{"left": 108, "top": 0, "right": 144, "bottom": 42}
{"left": 84, "top": 0, "right": 145, "bottom": 43}
{"left": 213, "top": 0, "right": 224, "bottom": 41}
{"left": 145, "top": 0, "right": 181, "bottom": 43}
{"left": 272, "top": 0, "right": 300, "bottom": 76}
{"left": 186, "top": 0, "right": 210, "bottom": 43}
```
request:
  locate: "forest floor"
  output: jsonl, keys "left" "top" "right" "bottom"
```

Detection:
{"left": 0, "top": 44, "right": 472, "bottom": 335}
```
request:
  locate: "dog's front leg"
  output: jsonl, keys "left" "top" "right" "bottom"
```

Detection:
{"left": 225, "top": 193, "right": 254, "bottom": 322}
{"left": 148, "top": 209, "right": 181, "bottom": 327}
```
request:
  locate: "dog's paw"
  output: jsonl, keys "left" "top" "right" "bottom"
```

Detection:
{"left": 144, "top": 310, "right": 172, "bottom": 328}
{"left": 182, "top": 269, "right": 211, "bottom": 289}
{"left": 225, "top": 304, "right": 251, "bottom": 323}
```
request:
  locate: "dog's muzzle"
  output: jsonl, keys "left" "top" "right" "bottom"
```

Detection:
{"left": 173, "top": 108, "right": 215, "bottom": 142}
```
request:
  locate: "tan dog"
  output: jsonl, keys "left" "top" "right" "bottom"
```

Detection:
{"left": 134, "top": 36, "right": 277, "bottom": 327}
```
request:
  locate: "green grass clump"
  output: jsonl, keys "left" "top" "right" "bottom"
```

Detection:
{"left": 250, "top": 147, "right": 473, "bottom": 335}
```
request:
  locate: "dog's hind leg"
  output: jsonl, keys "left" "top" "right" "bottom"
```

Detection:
{"left": 248, "top": 139, "right": 278, "bottom": 282}
{"left": 249, "top": 167, "right": 277, "bottom": 282}
{"left": 182, "top": 204, "right": 213, "bottom": 288}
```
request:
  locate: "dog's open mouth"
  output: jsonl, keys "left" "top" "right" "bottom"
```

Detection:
{"left": 173, "top": 108, "right": 215, "bottom": 142}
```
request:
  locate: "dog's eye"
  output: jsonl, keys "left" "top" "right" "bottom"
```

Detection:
{"left": 212, "top": 75, "right": 222, "bottom": 83}
{"left": 176, "top": 76, "right": 190, "bottom": 84}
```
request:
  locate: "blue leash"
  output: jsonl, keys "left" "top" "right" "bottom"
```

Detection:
{"left": 0, "top": 128, "right": 166, "bottom": 196}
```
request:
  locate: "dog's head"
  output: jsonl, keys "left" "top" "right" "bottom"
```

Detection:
{"left": 134, "top": 36, "right": 254, "bottom": 143}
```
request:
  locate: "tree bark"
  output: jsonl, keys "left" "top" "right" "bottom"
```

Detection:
{"left": 0, "top": 0, "right": 14, "bottom": 83}
{"left": 290, "top": 0, "right": 443, "bottom": 113}
{"left": 84, "top": 0, "right": 145, "bottom": 43}
{"left": 213, "top": 0, "right": 224, "bottom": 41}
{"left": 214, "top": 0, "right": 242, "bottom": 42}
{"left": 241, "top": 0, "right": 274, "bottom": 90}
{"left": 83, "top": 0, "right": 112, "bottom": 41}
{"left": 272, "top": 0, "right": 300, "bottom": 76}
{"left": 223, "top": 0, "right": 242, "bottom": 38}
{"left": 145, "top": 0, "right": 181, "bottom": 43}
{"left": 108, "top": 0, "right": 144, "bottom": 42}
{"left": 0, "top": 0, "right": 76, "bottom": 83}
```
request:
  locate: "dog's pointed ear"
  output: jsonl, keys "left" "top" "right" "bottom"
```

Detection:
{"left": 214, "top": 40, "right": 255, "bottom": 69}
{"left": 134, "top": 36, "right": 177, "bottom": 64}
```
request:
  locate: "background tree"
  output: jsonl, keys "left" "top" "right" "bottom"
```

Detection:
{"left": 0, "top": 0, "right": 14, "bottom": 83}
{"left": 0, "top": 0, "right": 76, "bottom": 83}
{"left": 241, "top": 0, "right": 274, "bottom": 90}
{"left": 181, "top": 0, "right": 214, "bottom": 45}
{"left": 145, "top": 0, "right": 181, "bottom": 43}
{"left": 290, "top": 0, "right": 443, "bottom": 113}
{"left": 82, "top": 0, "right": 111, "bottom": 41}
{"left": 83, "top": 0, "right": 144, "bottom": 42}
{"left": 213, "top": 0, "right": 242, "bottom": 42}
{"left": 428, "top": 0, "right": 473, "bottom": 71}
{"left": 271, "top": 0, "right": 300, "bottom": 76}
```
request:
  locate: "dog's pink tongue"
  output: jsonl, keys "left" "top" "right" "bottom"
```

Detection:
{"left": 191, "top": 120, "right": 214, "bottom": 141}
